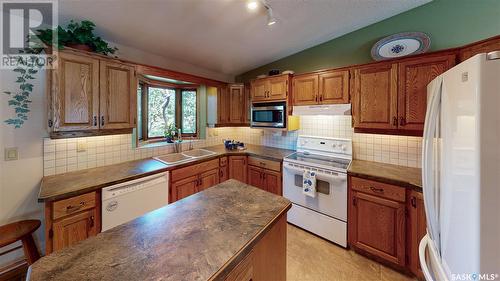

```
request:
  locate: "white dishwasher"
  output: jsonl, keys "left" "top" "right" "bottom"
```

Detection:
{"left": 101, "top": 172, "right": 169, "bottom": 231}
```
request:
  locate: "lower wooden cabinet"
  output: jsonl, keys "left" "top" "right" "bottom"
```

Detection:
{"left": 247, "top": 165, "right": 282, "bottom": 196}
{"left": 348, "top": 175, "right": 426, "bottom": 277}
{"left": 225, "top": 215, "right": 286, "bottom": 281}
{"left": 228, "top": 156, "right": 248, "bottom": 183}
{"left": 407, "top": 190, "right": 426, "bottom": 279}
{"left": 45, "top": 191, "right": 100, "bottom": 254}
{"left": 170, "top": 158, "right": 220, "bottom": 202}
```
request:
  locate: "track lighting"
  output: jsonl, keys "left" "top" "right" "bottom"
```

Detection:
{"left": 266, "top": 7, "right": 276, "bottom": 25}
{"left": 246, "top": 0, "right": 258, "bottom": 11}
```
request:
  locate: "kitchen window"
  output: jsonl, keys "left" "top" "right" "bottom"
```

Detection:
{"left": 138, "top": 83, "right": 198, "bottom": 141}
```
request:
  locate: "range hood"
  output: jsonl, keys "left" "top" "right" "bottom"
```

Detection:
{"left": 292, "top": 104, "right": 351, "bottom": 116}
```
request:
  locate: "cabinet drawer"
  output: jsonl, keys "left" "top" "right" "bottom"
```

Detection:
{"left": 350, "top": 177, "right": 405, "bottom": 202}
{"left": 220, "top": 156, "right": 228, "bottom": 167}
{"left": 225, "top": 250, "right": 254, "bottom": 281}
{"left": 171, "top": 159, "right": 219, "bottom": 182}
{"left": 248, "top": 156, "right": 281, "bottom": 172}
{"left": 53, "top": 192, "right": 96, "bottom": 220}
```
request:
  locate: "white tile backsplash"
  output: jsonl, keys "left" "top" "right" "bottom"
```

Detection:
{"left": 43, "top": 116, "right": 422, "bottom": 176}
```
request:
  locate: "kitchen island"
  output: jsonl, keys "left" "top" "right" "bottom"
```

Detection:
{"left": 28, "top": 180, "right": 291, "bottom": 281}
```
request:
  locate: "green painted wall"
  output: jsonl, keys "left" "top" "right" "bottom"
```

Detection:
{"left": 237, "top": 0, "right": 500, "bottom": 82}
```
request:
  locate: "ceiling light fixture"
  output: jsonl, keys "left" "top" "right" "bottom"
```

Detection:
{"left": 246, "top": 0, "right": 258, "bottom": 11}
{"left": 263, "top": 2, "right": 277, "bottom": 26}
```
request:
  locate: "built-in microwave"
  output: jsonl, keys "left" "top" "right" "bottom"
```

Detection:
{"left": 251, "top": 102, "right": 286, "bottom": 128}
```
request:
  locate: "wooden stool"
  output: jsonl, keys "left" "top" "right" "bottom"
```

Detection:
{"left": 0, "top": 220, "right": 41, "bottom": 265}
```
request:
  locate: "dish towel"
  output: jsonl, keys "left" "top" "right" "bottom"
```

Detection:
{"left": 302, "top": 170, "right": 317, "bottom": 198}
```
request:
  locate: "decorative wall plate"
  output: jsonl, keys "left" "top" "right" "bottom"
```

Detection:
{"left": 371, "top": 32, "right": 431, "bottom": 61}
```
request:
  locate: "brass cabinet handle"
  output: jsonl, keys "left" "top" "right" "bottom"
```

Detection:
{"left": 400, "top": 117, "right": 406, "bottom": 126}
{"left": 410, "top": 196, "right": 417, "bottom": 208}
{"left": 89, "top": 215, "right": 94, "bottom": 228}
{"left": 93, "top": 116, "right": 97, "bottom": 126}
{"left": 101, "top": 116, "right": 105, "bottom": 127}
{"left": 370, "top": 186, "right": 384, "bottom": 193}
{"left": 392, "top": 117, "right": 398, "bottom": 126}
{"left": 219, "top": 169, "right": 223, "bottom": 178}
{"left": 66, "top": 201, "right": 85, "bottom": 213}
{"left": 259, "top": 162, "right": 266, "bottom": 166}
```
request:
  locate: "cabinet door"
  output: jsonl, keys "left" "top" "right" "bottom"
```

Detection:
{"left": 247, "top": 165, "right": 264, "bottom": 190}
{"left": 292, "top": 74, "right": 318, "bottom": 105}
{"left": 52, "top": 209, "right": 97, "bottom": 252}
{"left": 171, "top": 175, "right": 198, "bottom": 202}
{"left": 398, "top": 54, "right": 455, "bottom": 132}
{"left": 263, "top": 170, "right": 282, "bottom": 195}
{"left": 226, "top": 250, "right": 254, "bottom": 281}
{"left": 219, "top": 166, "right": 229, "bottom": 182}
{"left": 52, "top": 52, "right": 99, "bottom": 131}
{"left": 351, "top": 191, "right": 406, "bottom": 266}
{"left": 217, "top": 86, "right": 230, "bottom": 124}
{"left": 459, "top": 37, "right": 500, "bottom": 61}
{"left": 229, "top": 156, "right": 247, "bottom": 183}
{"left": 407, "top": 191, "right": 426, "bottom": 279}
{"left": 268, "top": 76, "right": 288, "bottom": 100}
{"left": 319, "top": 70, "right": 349, "bottom": 104}
{"left": 229, "top": 85, "right": 245, "bottom": 123}
{"left": 99, "top": 61, "right": 136, "bottom": 129}
{"left": 352, "top": 63, "right": 398, "bottom": 130}
{"left": 251, "top": 79, "right": 268, "bottom": 101}
{"left": 198, "top": 169, "right": 219, "bottom": 191}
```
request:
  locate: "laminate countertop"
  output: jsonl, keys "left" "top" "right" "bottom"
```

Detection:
{"left": 38, "top": 144, "right": 294, "bottom": 202}
{"left": 347, "top": 160, "right": 422, "bottom": 192}
{"left": 28, "top": 180, "right": 292, "bottom": 281}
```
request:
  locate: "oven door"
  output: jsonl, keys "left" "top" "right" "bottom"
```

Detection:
{"left": 251, "top": 104, "right": 285, "bottom": 128}
{"left": 283, "top": 161, "right": 347, "bottom": 221}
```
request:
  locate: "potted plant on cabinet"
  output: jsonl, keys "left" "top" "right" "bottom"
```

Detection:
{"left": 164, "top": 123, "right": 177, "bottom": 143}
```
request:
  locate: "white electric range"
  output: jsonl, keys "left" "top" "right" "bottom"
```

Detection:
{"left": 283, "top": 135, "right": 352, "bottom": 247}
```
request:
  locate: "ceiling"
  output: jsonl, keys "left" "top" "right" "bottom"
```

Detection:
{"left": 59, "top": 0, "right": 430, "bottom": 81}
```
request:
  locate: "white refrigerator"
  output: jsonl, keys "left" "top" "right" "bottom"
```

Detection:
{"left": 419, "top": 51, "right": 500, "bottom": 281}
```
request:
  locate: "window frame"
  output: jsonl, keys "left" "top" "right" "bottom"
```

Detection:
{"left": 138, "top": 81, "right": 199, "bottom": 142}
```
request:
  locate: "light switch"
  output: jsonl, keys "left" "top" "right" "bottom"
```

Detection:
{"left": 4, "top": 147, "right": 18, "bottom": 161}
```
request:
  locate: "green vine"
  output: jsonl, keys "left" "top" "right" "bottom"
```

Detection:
{"left": 3, "top": 55, "right": 42, "bottom": 128}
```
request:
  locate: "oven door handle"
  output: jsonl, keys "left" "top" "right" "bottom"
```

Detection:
{"left": 283, "top": 163, "right": 345, "bottom": 181}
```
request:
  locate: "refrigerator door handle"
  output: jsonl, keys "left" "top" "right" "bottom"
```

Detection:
{"left": 419, "top": 234, "right": 434, "bottom": 281}
{"left": 422, "top": 76, "right": 443, "bottom": 252}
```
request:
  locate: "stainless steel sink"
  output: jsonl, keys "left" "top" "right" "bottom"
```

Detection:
{"left": 154, "top": 153, "right": 193, "bottom": 164}
{"left": 182, "top": 149, "right": 216, "bottom": 158}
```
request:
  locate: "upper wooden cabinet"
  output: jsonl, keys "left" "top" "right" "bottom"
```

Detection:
{"left": 229, "top": 84, "right": 246, "bottom": 123}
{"left": 48, "top": 50, "right": 137, "bottom": 134}
{"left": 250, "top": 74, "right": 290, "bottom": 102}
{"left": 459, "top": 36, "right": 500, "bottom": 61}
{"left": 352, "top": 63, "right": 398, "bottom": 130}
{"left": 293, "top": 70, "right": 349, "bottom": 105}
{"left": 217, "top": 86, "right": 230, "bottom": 124}
{"left": 99, "top": 61, "right": 137, "bottom": 129}
{"left": 397, "top": 54, "right": 455, "bottom": 131}
{"left": 50, "top": 52, "right": 100, "bottom": 131}
{"left": 352, "top": 53, "right": 455, "bottom": 134}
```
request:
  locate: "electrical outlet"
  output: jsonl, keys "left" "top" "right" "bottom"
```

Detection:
{"left": 4, "top": 147, "right": 18, "bottom": 161}
{"left": 77, "top": 141, "right": 87, "bottom": 152}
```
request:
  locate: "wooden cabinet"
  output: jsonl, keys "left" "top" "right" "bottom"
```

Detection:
{"left": 170, "top": 158, "right": 220, "bottom": 202}
{"left": 218, "top": 84, "right": 248, "bottom": 126}
{"left": 219, "top": 157, "right": 229, "bottom": 182}
{"left": 250, "top": 74, "right": 290, "bottom": 102}
{"left": 50, "top": 51, "right": 100, "bottom": 131}
{"left": 218, "top": 86, "right": 230, "bottom": 124}
{"left": 349, "top": 177, "right": 406, "bottom": 266}
{"left": 407, "top": 190, "right": 426, "bottom": 279}
{"left": 44, "top": 191, "right": 100, "bottom": 254}
{"left": 229, "top": 84, "right": 246, "bottom": 123}
{"left": 292, "top": 74, "right": 318, "bottom": 105}
{"left": 352, "top": 63, "right": 398, "bottom": 130}
{"left": 352, "top": 54, "right": 454, "bottom": 134}
{"left": 225, "top": 215, "right": 286, "bottom": 281}
{"left": 398, "top": 54, "right": 455, "bottom": 132}
{"left": 459, "top": 36, "right": 500, "bottom": 61}
{"left": 52, "top": 209, "right": 97, "bottom": 252}
{"left": 99, "top": 60, "right": 136, "bottom": 129}
{"left": 228, "top": 156, "right": 247, "bottom": 183}
{"left": 246, "top": 157, "right": 282, "bottom": 195}
{"left": 48, "top": 50, "right": 137, "bottom": 135}
{"left": 293, "top": 70, "right": 349, "bottom": 105}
